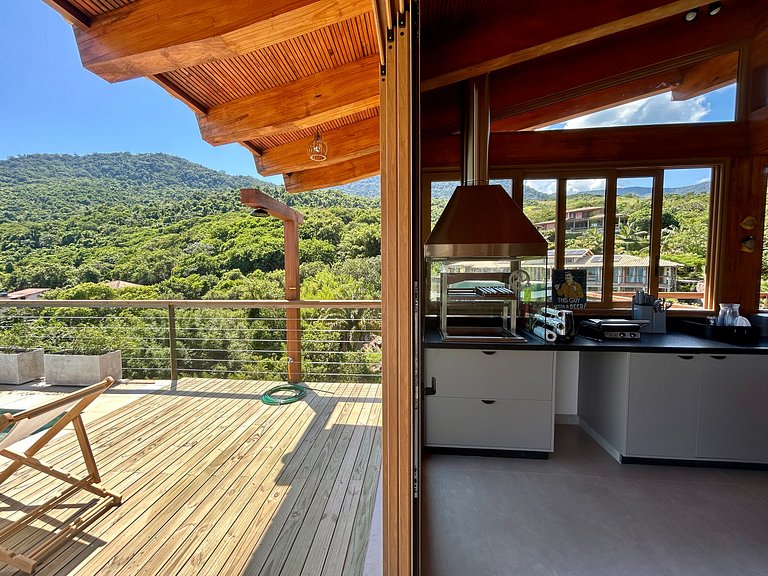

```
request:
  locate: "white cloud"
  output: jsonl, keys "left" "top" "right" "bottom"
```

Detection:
{"left": 560, "top": 92, "right": 710, "bottom": 129}
{"left": 566, "top": 179, "right": 606, "bottom": 194}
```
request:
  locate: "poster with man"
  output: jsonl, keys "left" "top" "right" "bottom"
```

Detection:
{"left": 552, "top": 269, "right": 587, "bottom": 309}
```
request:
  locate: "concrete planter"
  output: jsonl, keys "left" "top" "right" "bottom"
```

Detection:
{"left": 0, "top": 348, "right": 45, "bottom": 385}
{"left": 44, "top": 350, "right": 122, "bottom": 387}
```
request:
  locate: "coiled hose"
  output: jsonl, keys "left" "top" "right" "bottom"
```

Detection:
{"left": 261, "top": 383, "right": 308, "bottom": 405}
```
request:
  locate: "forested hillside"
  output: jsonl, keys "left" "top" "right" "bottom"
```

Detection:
{"left": 0, "top": 153, "right": 381, "bottom": 300}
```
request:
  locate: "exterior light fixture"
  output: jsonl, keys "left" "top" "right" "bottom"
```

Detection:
{"left": 250, "top": 208, "right": 269, "bottom": 218}
{"left": 708, "top": 2, "right": 722, "bottom": 15}
{"left": 307, "top": 130, "right": 328, "bottom": 162}
{"left": 684, "top": 8, "right": 698, "bottom": 21}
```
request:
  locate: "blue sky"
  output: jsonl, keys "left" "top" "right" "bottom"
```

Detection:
{"left": 1, "top": 1, "right": 281, "bottom": 183}
{"left": 2, "top": 2, "right": 736, "bottom": 190}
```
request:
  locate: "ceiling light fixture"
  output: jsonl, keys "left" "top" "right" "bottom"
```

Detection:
{"left": 684, "top": 8, "right": 699, "bottom": 21}
{"left": 307, "top": 130, "right": 328, "bottom": 162}
{"left": 708, "top": 2, "right": 722, "bottom": 15}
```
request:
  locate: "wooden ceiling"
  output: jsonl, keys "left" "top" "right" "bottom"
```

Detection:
{"left": 42, "top": 0, "right": 766, "bottom": 192}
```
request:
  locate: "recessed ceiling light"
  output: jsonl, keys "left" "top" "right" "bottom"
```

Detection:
{"left": 708, "top": 2, "right": 722, "bottom": 16}
{"left": 684, "top": 8, "right": 699, "bottom": 21}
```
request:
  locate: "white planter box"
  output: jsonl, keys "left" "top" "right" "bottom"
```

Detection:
{"left": 44, "top": 350, "right": 122, "bottom": 387}
{"left": 0, "top": 349, "right": 45, "bottom": 385}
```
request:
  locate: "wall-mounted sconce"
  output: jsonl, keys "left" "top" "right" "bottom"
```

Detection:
{"left": 307, "top": 130, "right": 328, "bottom": 162}
{"left": 740, "top": 235, "right": 756, "bottom": 253}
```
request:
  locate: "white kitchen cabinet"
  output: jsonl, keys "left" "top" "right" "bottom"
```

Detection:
{"left": 625, "top": 353, "right": 700, "bottom": 458}
{"left": 580, "top": 351, "right": 768, "bottom": 464}
{"left": 697, "top": 354, "right": 768, "bottom": 461}
{"left": 424, "top": 348, "right": 554, "bottom": 451}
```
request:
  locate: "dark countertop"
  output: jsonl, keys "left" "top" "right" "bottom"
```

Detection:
{"left": 424, "top": 327, "right": 768, "bottom": 354}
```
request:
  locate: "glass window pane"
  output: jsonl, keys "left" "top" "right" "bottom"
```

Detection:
{"left": 523, "top": 179, "right": 557, "bottom": 252}
{"left": 564, "top": 178, "right": 606, "bottom": 302}
{"left": 615, "top": 177, "right": 653, "bottom": 300}
{"left": 761, "top": 180, "right": 768, "bottom": 310}
{"left": 430, "top": 180, "right": 460, "bottom": 231}
{"left": 660, "top": 168, "right": 711, "bottom": 308}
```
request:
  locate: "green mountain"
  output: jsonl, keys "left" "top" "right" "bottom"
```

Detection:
{"left": 0, "top": 153, "right": 381, "bottom": 298}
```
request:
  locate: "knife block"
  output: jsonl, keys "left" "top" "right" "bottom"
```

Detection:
{"left": 632, "top": 304, "right": 666, "bottom": 333}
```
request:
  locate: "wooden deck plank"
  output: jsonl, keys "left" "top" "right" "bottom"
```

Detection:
{"left": 5, "top": 379, "right": 270, "bottom": 576}
{"left": 323, "top": 388, "right": 382, "bottom": 576}
{"left": 200, "top": 382, "right": 367, "bottom": 576}
{"left": 0, "top": 379, "right": 381, "bottom": 576}
{"left": 56, "top": 381, "right": 294, "bottom": 576}
{"left": 342, "top": 417, "right": 382, "bottom": 576}
{"left": 114, "top": 387, "right": 336, "bottom": 576}
{"left": 298, "top": 385, "right": 379, "bottom": 576}
{"left": 260, "top": 384, "right": 375, "bottom": 576}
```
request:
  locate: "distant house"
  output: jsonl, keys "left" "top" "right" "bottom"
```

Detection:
{"left": 104, "top": 280, "right": 144, "bottom": 290}
{"left": 536, "top": 207, "right": 625, "bottom": 232}
{"left": 526, "top": 250, "right": 680, "bottom": 293}
{"left": 7, "top": 288, "right": 50, "bottom": 300}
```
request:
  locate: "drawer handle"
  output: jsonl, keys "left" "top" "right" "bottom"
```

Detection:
{"left": 481, "top": 399, "right": 496, "bottom": 405}
{"left": 710, "top": 355, "right": 726, "bottom": 360}
{"left": 481, "top": 350, "right": 497, "bottom": 356}
{"left": 678, "top": 355, "right": 694, "bottom": 360}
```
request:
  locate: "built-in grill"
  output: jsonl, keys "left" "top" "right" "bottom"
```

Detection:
{"left": 424, "top": 74, "right": 549, "bottom": 343}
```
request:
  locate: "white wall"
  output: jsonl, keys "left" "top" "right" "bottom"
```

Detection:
{"left": 555, "top": 351, "right": 579, "bottom": 416}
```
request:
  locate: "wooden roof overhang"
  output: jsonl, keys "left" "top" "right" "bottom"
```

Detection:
{"left": 40, "top": 0, "right": 768, "bottom": 193}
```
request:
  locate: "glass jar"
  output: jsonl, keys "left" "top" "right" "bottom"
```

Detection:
{"left": 717, "top": 303, "right": 740, "bottom": 326}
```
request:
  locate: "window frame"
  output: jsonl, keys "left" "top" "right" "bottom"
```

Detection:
{"left": 423, "top": 163, "right": 725, "bottom": 312}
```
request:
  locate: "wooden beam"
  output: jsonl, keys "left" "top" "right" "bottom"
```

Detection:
{"left": 41, "top": 0, "right": 91, "bottom": 28}
{"left": 283, "top": 153, "right": 380, "bottom": 193}
{"left": 672, "top": 51, "right": 739, "bottom": 101}
{"left": 255, "top": 117, "right": 380, "bottom": 176}
{"left": 198, "top": 55, "right": 380, "bottom": 145}
{"left": 491, "top": 69, "right": 684, "bottom": 132}
{"left": 422, "top": 1, "right": 754, "bottom": 135}
{"left": 74, "top": 0, "right": 371, "bottom": 82}
{"left": 240, "top": 189, "right": 304, "bottom": 224}
{"left": 421, "top": 0, "right": 714, "bottom": 92}
{"left": 422, "top": 123, "right": 749, "bottom": 168}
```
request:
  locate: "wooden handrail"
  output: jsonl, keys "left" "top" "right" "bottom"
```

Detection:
{"left": 0, "top": 299, "right": 382, "bottom": 310}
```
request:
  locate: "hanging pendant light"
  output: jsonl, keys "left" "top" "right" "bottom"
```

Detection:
{"left": 307, "top": 130, "right": 328, "bottom": 162}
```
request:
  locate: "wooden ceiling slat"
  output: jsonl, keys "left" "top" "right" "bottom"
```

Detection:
{"left": 159, "top": 15, "right": 376, "bottom": 109}
{"left": 256, "top": 116, "right": 380, "bottom": 175}
{"left": 67, "top": 0, "right": 132, "bottom": 17}
{"left": 283, "top": 152, "right": 380, "bottom": 193}
{"left": 421, "top": 0, "right": 719, "bottom": 92}
{"left": 198, "top": 55, "right": 380, "bottom": 145}
{"left": 672, "top": 51, "right": 739, "bottom": 101}
{"left": 250, "top": 108, "right": 379, "bottom": 152}
{"left": 74, "top": 0, "right": 373, "bottom": 82}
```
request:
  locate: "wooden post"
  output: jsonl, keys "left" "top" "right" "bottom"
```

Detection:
{"left": 379, "top": 1, "right": 414, "bottom": 574}
{"left": 284, "top": 219, "right": 302, "bottom": 383}
{"left": 240, "top": 189, "right": 305, "bottom": 382}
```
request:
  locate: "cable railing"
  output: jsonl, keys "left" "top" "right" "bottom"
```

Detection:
{"left": 0, "top": 299, "right": 382, "bottom": 383}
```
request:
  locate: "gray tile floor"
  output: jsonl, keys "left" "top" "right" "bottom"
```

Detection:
{"left": 421, "top": 425, "right": 768, "bottom": 576}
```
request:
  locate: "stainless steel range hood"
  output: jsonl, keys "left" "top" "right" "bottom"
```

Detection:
{"left": 424, "top": 76, "right": 547, "bottom": 259}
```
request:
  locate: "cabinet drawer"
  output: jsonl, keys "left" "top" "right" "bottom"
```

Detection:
{"left": 425, "top": 349, "right": 553, "bottom": 400}
{"left": 425, "top": 397, "right": 553, "bottom": 451}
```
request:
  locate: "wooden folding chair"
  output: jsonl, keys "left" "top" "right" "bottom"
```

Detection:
{"left": 0, "top": 377, "right": 121, "bottom": 574}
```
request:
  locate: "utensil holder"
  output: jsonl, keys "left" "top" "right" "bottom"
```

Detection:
{"left": 632, "top": 304, "right": 666, "bottom": 333}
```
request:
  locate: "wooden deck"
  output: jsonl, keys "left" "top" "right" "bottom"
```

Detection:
{"left": 0, "top": 378, "right": 382, "bottom": 576}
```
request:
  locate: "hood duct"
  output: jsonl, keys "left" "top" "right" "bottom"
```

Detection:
{"left": 424, "top": 76, "right": 548, "bottom": 258}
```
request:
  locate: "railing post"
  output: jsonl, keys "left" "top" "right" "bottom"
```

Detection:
{"left": 168, "top": 304, "right": 178, "bottom": 381}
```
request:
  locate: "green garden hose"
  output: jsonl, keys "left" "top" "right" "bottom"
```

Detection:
{"left": 261, "top": 383, "right": 307, "bottom": 405}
